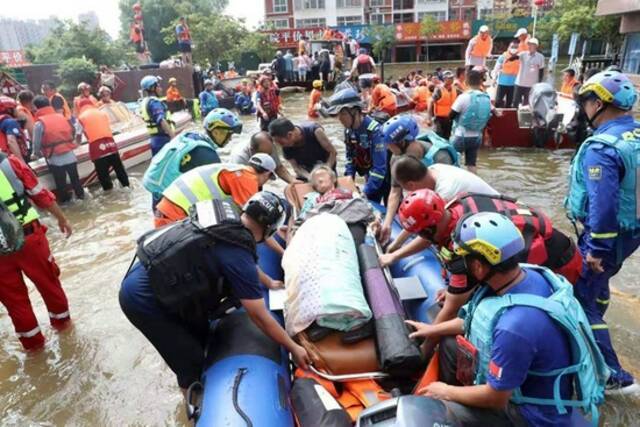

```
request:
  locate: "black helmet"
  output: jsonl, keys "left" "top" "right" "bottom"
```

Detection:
{"left": 320, "top": 88, "right": 364, "bottom": 116}
{"left": 243, "top": 191, "right": 287, "bottom": 239}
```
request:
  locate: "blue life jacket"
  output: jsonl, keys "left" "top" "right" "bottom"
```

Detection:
{"left": 199, "top": 90, "right": 219, "bottom": 117}
{"left": 456, "top": 90, "right": 492, "bottom": 132}
{"left": 460, "top": 264, "right": 609, "bottom": 426}
{"left": 417, "top": 131, "right": 460, "bottom": 167}
{"left": 143, "top": 131, "right": 216, "bottom": 195}
{"left": 566, "top": 129, "right": 640, "bottom": 230}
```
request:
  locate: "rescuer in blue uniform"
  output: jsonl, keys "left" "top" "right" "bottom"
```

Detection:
{"left": 321, "top": 88, "right": 389, "bottom": 202}
{"left": 567, "top": 70, "right": 640, "bottom": 394}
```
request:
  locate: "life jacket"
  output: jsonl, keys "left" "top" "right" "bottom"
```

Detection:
{"left": 35, "top": 107, "right": 75, "bottom": 158}
{"left": 0, "top": 115, "right": 29, "bottom": 159}
{"left": 455, "top": 90, "right": 492, "bottom": 132}
{"left": 143, "top": 131, "right": 216, "bottom": 195}
{"left": 141, "top": 97, "right": 174, "bottom": 136}
{"left": 78, "top": 107, "right": 117, "bottom": 161}
{"left": 460, "top": 264, "right": 609, "bottom": 424}
{"left": 308, "top": 89, "right": 322, "bottom": 118}
{"left": 0, "top": 152, "right": 39, "bottom": 227}
{"left": 258, "top": 87, "right": 279, "bottom": 118}
{"left": 136, "top": 199, "right": 256, "bottom": 318}
{"left": 518, "top": 38, "right": 529, "bottom": 53}
{"left": 413, "top": 86, "right": 430, "bottom": 112}
{"left": 470, "top": 35, "right": 492, "bottom": 58}
{"left": 356, "top": 54, "right": 373, "bottom": 75}
{"left": 177, "top": 24, "right": 191, "bottom": 42}
{"left": 433, "top": 86, "right": 457, "bottom": 117}
{"left": 162, "top": 163, "right": 246, "bottom": 213}
{"left": 560, "top": 78, "right": 578, "bottom": 95}
{"left": 130, "top": 23, "right": 142, "bottom": 43}
{"left": 417, "top": 131, "right": 460, "bottom": 167}
{"left": 73, "top": 96, "right": 98, "bottom": 116}
{"left": 566, "top": 129, "right": 640, "bottom": 231}
{"left": 372, "top": 84, "right": 397, "bottom": 115}
{"left": 345, "top": 117, "right": 381, "bottom": 175}
{"left": 501, "top": 51, "right": 520, "bottom": 76}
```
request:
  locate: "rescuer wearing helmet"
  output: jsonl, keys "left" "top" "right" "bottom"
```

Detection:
{"left": 0, "top": 96, "right": 28, "bottom": 162}
{"left": 567, "top": 70, "right": 640, "bottom": 393}
{"left": 140, "top": 75, "right": 175, "bottom": 155}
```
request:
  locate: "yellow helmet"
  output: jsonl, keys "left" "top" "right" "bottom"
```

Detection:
{"left": 313, "top": 80, "right": 323, "bottom": 89}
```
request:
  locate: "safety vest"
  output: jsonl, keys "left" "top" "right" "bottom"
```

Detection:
{"left": 35, "top": 107, "right": 75, "bottom": 158}
{"left": 413, "top": 86, "right": 430, "bottom": 112}
{"left": 136, "top": 199, "right": 256, "bottom": 318}
{"left": 447, "top": 193, "right": 553, "bottom": 265}
{"left": 460, "top": 264, "right": 608, "bottom": 424}
{"left": 163, "top": 163, "right": 246, "bottom": 213}
{"left": 456, "top": 90, "right": 492, "bottom": 132}
{"left": 356, "top": 54, "right": 373, "bottom": 75}
{"left": 566, "top": 130, "right": 640, "bottom": 231}
{"left": 143, "top": 131, "right": 217, "bottom": 195}
{"left": 470, "top": 35, "right": 492, "bottom": 58}
{"left": 501, "top": 51, "right": 520, "bottom": 76}
{"left": 0, "top": 153, "right": 39, "bottom": 226}
{"left": 434, "top": 86, "right": 457, "bottom": 117}
{"left": 418, "top": 131, "right": 460, "bottom": 167}
{"left": 258, "top": 87, "right": 280, "bottom": 118}
{"left": 78, "top": 107, "right": 113, "bottom": 143}
{"left": 140, "top": 97, "right": 174, "bottom": 136}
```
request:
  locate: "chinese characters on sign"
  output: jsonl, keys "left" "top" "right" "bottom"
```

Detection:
{"left": 394, "top": 21, "right": 471, "bottom": 42}
{"left": 264, "top": 28, "right": 325, "bottom": 48}
{"left": 0, "top": 50, "right": 29, "bottom": 68}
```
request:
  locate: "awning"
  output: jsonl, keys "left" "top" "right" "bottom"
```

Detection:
{"left": 596, "top": 0, "right": 640, "bottom": 16}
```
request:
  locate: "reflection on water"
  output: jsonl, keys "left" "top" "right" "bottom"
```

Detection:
{"left": 0, "top": 91, "right": 638, "bottom": 426}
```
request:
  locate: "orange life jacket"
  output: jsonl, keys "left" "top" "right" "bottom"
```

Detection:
{"left": 560, "top": 78, "right": 578, "bottom": 95}
{"left": 35, "top": 106, "right": 75, "bottom": 158}
{"left": 518, "top": 38, "right": 529, "bottom": 53}
{"left": 130, "top": 23, "right": 143, "bottom": 43}
{"left": 73, "top": 95, "right": 98, "bottom": 117}
{"left": 470, "top": 35, "right": 492, "bottom": 58}
{"left": 79, "top": 107, "right": 117, "bottom": 161}
{"left": 177, "top": 24, "right": 191, "bottom": 42}
{"left": 434, "top": 85, "right": 457, "bottom": 117}
{"left": 413, "top": 86, "right": 430, "bottom": 112}
{"left": 372, "top": 84, "right": 397, "bottom": 115}
{"left": 308, "top": 89, "right": 322, "bottom": 118}
{"left": 501, "top": 51, "right": 520, "bottom": 76}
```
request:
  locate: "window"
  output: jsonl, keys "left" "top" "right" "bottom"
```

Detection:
{"left": 417, "top": 0, "right": 446, "bottom": 3}
{"left": 294, "top": 0, "right": 325, "bottom": 10}
{"left": 370, "top": 0, "right": 386, "bottom": 6}
{"left": 370, "top": 13, "right": 385, "bottom": 24}
{"left": 393, "top": 0, "right": 414, "bottom": 9}
{"left": 393, "top": 12, "right": 413, "bottom": 23}
{"left": 623, "top": 33, "right": 640, "bottom": 75}
{"left": 337, "top": 0, "right": 362, "bottom": 7}
{"left": 295, "top": 18, "right": 327, "bottom": 28}
{"left": 417, "top": 11, "right": 446, "bottom": 21}
{"left": 273, "top": 0, "right": 288, "bottom": 13}
{"left": 268, "top": 19, "right": 290, "bottom": 29}
{"left": 337, "top": 15, "right": 362, "bottom": 25}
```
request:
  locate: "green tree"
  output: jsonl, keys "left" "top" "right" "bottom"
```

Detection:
{"left": 420, "top": 15, "right": 440, "bottom": 62}
{"left": 367, "top": 25, "right": 396, "bottom": 79}
{"left": 537, "top": 0, "right": 621, "bottom": 51}
{"left": 118, "top": 0, "right": 229, "bottom": 62}
{"left": 25, "top": 20, "right": 130, "bottom": 66}
{"left": 238, "top": 32, "right": 277, "bottom": 64}
{"left": 56, "top": 57, "right": 98, "bottom": 99}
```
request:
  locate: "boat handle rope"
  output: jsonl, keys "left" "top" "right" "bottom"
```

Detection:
{"left": 184, "top": 381, "right": 203, "bottom": 421}
{"left": 232, "top": 368, "right": 253, "bottom": 427}
{"left": 309, "top": 366, "right": 390, "bottom": 382}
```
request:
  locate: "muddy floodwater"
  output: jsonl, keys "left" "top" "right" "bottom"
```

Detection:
{"left": 1, "top": 91, "right": 639, "bottom": 426}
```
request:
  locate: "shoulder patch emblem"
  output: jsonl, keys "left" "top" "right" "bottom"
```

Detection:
{"left": 588, "top": 166, "right": 602, "bottom": 180}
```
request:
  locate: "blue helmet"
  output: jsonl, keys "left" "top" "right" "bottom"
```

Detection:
{"left": 320, "top": 88, "right": 364, "bottom": 116}
{"left": 140, "top": 75, "right": 160, "bottom": 91}
{"left": 579, "top": 70, "right": 637, "bottom": 111}
{"left": 203, "top": 108, "right": 242, "bottom": 147}
{"left": 453, "top": 212, "right": 524, "bottom": 266}
{"left": 381, "top": 115, "right": 419, "bottom": 146}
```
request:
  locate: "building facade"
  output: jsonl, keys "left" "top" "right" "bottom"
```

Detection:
{"left": 596, "top": 0, "right": 640, "bottom": 76}
{"left": 0, "top": 18, "right": 57, "bottom": 51}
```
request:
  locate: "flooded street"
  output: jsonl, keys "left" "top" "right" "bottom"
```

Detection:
{"left": 1, "top": 91, "right": 639, "bottom": 426}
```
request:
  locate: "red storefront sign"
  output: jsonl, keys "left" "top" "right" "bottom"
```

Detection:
{"left": 0, "top": 50, "right": 29, "bottom": 67}
{"left": 395, "top": 21, "right": 472, "bottom": 42}
{"left": 263, "top": 28, "right": 325, "bottom": 48}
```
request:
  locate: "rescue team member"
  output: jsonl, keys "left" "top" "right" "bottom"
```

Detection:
{"left": 510, "top": 38, "right": 545, "bottom": 108}
{"left": 175, "top": 16, "right": 192, "bottom": 65}
{"left": 255, "top": 75, "right": 281, "bottom": 132}
{"left": 465, "top": 25, "right": 492, "bottom": 70}
{"left": 492, "top": 41, "right": 520, "bottom": 108}
{"left": 234, "top": 79, "right": 255, "bottom": 115}
{"left": 144, "top": 108, "right": 241, "bottom": 207}
{"left": 449, "top": 69, "right": 494, "bottom": 174}
{"left": 140, "top": 76, "right": 175, "bottom": 156}
{"left": 16, "top": 90, "right": 36, "bottom": 144}
{"left": 41, "top": 80, "right": 71, "bottom": 119}
{"left": 321, "top": 88, "right": 389, "bottom": 202}
{"left": 560, "top": 67, "right": 579, "bottom": 96}
{"left": 514, "top": 27, "right": 530, "bottom": 52}
{"left": 393, "top": 188, "right": 582, "bottom": 326}
{"left": 76, "top": 99, "right": 130, "bottom": 191}
{"left": 165, "top": 77, "right": 183, "bottom": 103}
{"left": 198, "top": 79, "right": 219, "bottom": 118}
{"left": 0, "top": 96, "right": 28, "bottom": 162}
{"left": 307, "top": 80, "right": 323, "bottom": 118}
{"left": 0, "top": 151, "right": 73, "bottom": 350}
{"left": 412, "top": 79, "right": 430, "bottom": 112}
{"left": 97, "top": 86, "right": 114, "bottom": 107}
{"left": 351, "top": 48, "right": 376, "bottom": 77}
{"left": 72, "top": 82, "right": 98, "bottom": 117}
{"left": 407, "top": 213, "right": 606, "bottom": 427}
{"left": 269, "top": 118, "right": 337, "bottom": 182}
{"left": 120, "top": 194, "right": 310, "bottom": 392}
{"left": 567, "top": 70, "right": 640, "bottom": 393}
{"left": 32, "top": 96, "right": 84, "bottom": 203}
{"left": 230, "top": 131, "right": 297, "bottom": 184}
{"left": 378, "top": 155, "right": 496, "bottom": 248}
{"left": 427, "top": 70, "right": 457, "bottom": 139}
{"left": 369, "top": 75, "right": 397, "bottom": 116}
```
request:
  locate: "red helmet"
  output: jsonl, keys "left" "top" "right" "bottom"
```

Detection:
{"left": 398, "top": 189, "right": 445, "bottom": 233}
{"left": 0, "top": 96, "right": 17, "bottom": 114}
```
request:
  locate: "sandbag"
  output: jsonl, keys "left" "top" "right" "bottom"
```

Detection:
{"left": 291, "top": 378, "right": 352, "bottom": 427}
{"left": 358, "top": 244, "right": 423, "bottom": 377}
{"left": 283, "top": 213, "right": 372, "bottom": 336}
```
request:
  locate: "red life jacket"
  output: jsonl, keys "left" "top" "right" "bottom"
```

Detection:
{"left": 356, "top": 54, "right": 373, "bottom": 75}
{"left": 35, "top": 107, "right": 75, "bottom": 158}
{"left": 447, "top": 193, "right": 553, "bottom": 265}
{"left": 0, "top": 115, "right": 29, "bottom": 159}
{"left": 258, "top": 87, "right": 279, "bottom": 118}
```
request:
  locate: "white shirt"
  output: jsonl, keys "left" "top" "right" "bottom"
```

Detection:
{"left": 229, "top": 141, "right": 282, "bottom": 167}
{"left": 430, "top": 164, "right": 499, "bottom": 202}
{"left": 515, "top": 51, "right": 545, "bottom": 88}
